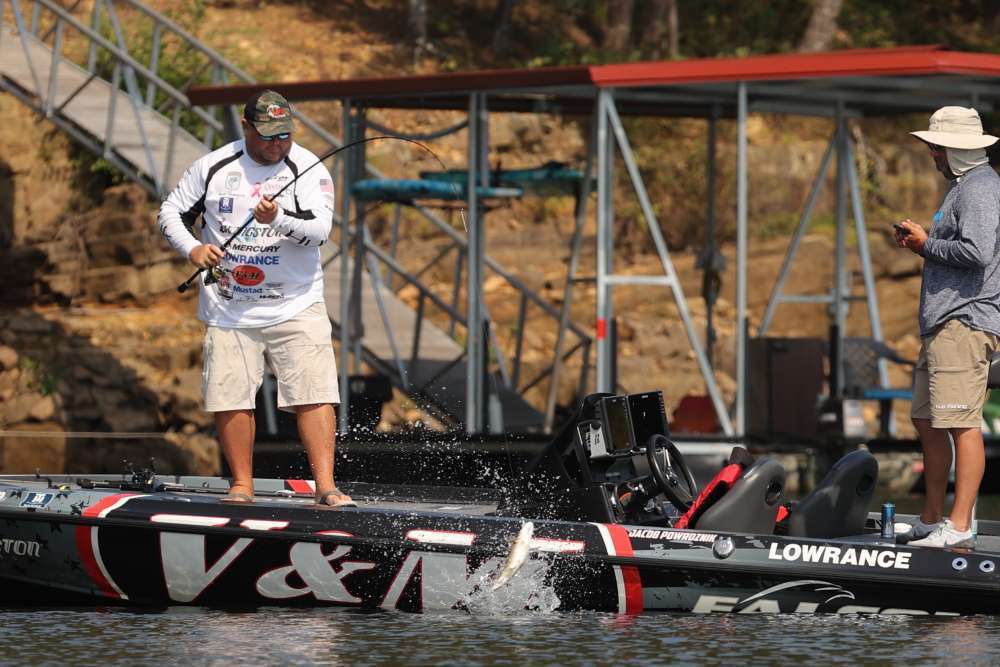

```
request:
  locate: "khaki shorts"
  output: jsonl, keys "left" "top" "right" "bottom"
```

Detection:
{"left": 202, "top": 302, "right": 340, "bottom": 413}
{"left": 911, "top": 319, "right": 998, "bottom": 428}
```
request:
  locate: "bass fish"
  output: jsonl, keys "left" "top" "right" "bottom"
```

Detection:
{"left": 491, "top": 521, "right": 535, "bottom": 591}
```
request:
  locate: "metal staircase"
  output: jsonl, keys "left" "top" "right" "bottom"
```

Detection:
{"left": 0, "top": 0, "right": 592, "bottom": 433}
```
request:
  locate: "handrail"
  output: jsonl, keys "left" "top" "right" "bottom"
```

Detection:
{"left": 15, "top": 0, "right": 218, "bottom": 125}
{"left": 323, "top": 235, "right": 466, "bottom": 328}
{"left": 2, "top": 0, "right": 223, "bottom": 196}
{"left": 100, "top": 0, "right": 256, "bottom": 83}
{"left": 91, "top": 0, "right": 351, "bottom": 165}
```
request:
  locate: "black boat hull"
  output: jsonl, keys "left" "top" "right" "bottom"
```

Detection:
{"left": 1, "top": 481, "right": 996, "bottom": 615}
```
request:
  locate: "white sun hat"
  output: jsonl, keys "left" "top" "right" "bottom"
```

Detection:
{"left": 910, "top": 106, "right": 998, "bottom": 149}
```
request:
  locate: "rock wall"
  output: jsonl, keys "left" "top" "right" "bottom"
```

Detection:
{"left": 0, "top": 308, "right": 218, "bottom": 475}
{"left": 0, "top": 92, "right": 217, "bottom": 474}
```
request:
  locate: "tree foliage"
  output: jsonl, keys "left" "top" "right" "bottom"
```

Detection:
{"left": 411, "top": 0, "right": 1000, "bottom": 69}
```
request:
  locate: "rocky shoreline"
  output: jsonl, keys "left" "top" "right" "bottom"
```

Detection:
{"left": 0, "top": 306, "right": 218, "bottom": 475}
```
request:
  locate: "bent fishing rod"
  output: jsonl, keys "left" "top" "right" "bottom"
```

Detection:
{"left": 176, "top": 135, "right": 456, "bottom": 293}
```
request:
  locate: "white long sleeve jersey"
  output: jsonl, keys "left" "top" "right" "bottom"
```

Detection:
{"left": 158, "top": 140, "right": 334, "bottom": 328}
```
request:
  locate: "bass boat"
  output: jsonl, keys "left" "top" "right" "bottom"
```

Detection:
{"left": 1, "top": 391, "right": 997, "bottom": 614}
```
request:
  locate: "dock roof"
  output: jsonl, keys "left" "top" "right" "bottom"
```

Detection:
{"left": 188, "top": 45, "right": 1000, "bottom": 117}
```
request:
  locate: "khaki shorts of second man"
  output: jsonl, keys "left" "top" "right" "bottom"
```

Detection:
{"left": 202, "top": 302, "right": 340, "bottom": 413}
{"left": 911, "top": 319, "right": 998, "bottom": 429}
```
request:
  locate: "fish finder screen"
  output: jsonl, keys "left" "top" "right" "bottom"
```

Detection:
{"left": 599, "top": 396, "right": 635, "bottom": 452}
{"left": 628, "top": 391, "right": 668, "bottom": 449}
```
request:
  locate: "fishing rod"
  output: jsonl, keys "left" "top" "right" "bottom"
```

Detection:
{"left": 176, "top": 135, "right": 458, "bottom": 293}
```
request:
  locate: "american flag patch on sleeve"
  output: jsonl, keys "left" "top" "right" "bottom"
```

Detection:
{"left": 319, "top": 178, "right": 334, "bottom": 194}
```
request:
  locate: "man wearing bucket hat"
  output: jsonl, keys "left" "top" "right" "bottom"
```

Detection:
{"left": 158, "top": 90, "right": 354, "bottom": 508}
{"left": 895, "top": 106, "right": 1000, "bottom": 548}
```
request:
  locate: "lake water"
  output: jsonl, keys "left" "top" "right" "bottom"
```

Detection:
{"left": 2, "top": 606, "right": 999, "bottom": 666}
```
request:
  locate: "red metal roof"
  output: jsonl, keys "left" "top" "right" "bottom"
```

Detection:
{"left": 187, "top": 65, "right": 595, "bottom": 107}
{"left": 591, "top": 45, "right": 1000, "bottom": 86}
{"left": 186, "top": 46, "right": 1000, "bottom": 116}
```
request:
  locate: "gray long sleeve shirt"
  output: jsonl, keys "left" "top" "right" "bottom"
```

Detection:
{"left": 919, "top": 163, "right": 1000, "bottom": 337}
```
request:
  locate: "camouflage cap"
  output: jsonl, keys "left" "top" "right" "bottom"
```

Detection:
{"left": 243, "top": 89, "right": 294, "bottom": 136}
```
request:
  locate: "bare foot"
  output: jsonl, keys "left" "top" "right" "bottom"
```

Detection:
{"left": 315, "top": 488, "right": 357, "bottom": 508}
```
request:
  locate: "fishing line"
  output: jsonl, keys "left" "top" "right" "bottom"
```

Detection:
{"left": 176, "top": 135, "right": 465, "bottom": 293}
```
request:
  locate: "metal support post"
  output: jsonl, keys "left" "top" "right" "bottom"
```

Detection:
{"left": 759, "top": 137, "right": 837, "bottom": 335}
{"left": 544, "top": 104, "right": 597, "bottom": 431}
{"left": 338, "top": 99, "right": 354, "bottom": 434}
{"left": 596, "top": 90, "right": 614, "bottom": 393}
{"left": 465, "top": 92, "right": 487, "bottom": 434}
{"left": 735, "top": 82, "right": 748, "bottom": 437}
{"left": 845, "top": 133, "right": 889, "bottom": 388}
{"left": 345, "top": 110, "right": 367, "bottom": 377}
{"left": 605, "top": 99, "right": 732, "bottom": 435}
{"left": 704, "top": 104, "right": 719, "bottom": 367}
{"left": 832, "top": 102, "right": 848, "bottom": 398}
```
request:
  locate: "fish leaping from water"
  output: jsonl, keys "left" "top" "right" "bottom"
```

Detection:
{"left": 491, "top": 521, "right": 535, "bottom": 591}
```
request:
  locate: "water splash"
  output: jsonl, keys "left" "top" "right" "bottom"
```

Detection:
{"left": 458, "top": 555, "right": 561, "bottom": 616}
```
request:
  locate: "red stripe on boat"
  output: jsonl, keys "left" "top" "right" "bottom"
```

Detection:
{"left": 605, "top": 524, "right": 643, "bottom": 614}
{"left": 286, "top": 479, "right": 315, "bottom": 494}
{"left": 75, "top": 493, "right": 141, "bottom": 599}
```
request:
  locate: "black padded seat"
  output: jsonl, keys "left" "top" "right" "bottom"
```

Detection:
{"left": 786, "top": 449, "right": 878, "bottom": 539}
{"left": 695, "top": 458, "right": 786, "bottom": 534}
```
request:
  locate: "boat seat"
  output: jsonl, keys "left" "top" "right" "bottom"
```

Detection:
{"left": 675, "top": 456, "right": 786, "bottom": 534}
{"left": 786, "top": 449, "right": 878, "bottom": 539}
{"left": 842, "top": 337, "right": 915, "bottom": 437}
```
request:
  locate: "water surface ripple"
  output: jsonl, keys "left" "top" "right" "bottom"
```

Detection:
{"left": 1, "top": 607, "right": 998, "bottom": 666}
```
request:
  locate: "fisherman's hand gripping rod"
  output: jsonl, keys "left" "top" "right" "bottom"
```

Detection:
{"left": 176, "top": 136, "right": 450, "bottom": 293}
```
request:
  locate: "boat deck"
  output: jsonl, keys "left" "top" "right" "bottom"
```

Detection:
{"left": 3, "top": 474, "right": 1000, "bottom": 551}
{"left": 0, "top": 475, "right": 503, "bottom": 517}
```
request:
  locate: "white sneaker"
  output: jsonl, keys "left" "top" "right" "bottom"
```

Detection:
{"left": 898, "top": 517, "right": 942, "bottom": 541}
{"left": 908, "top": 520, "right": 975, "bottom": 548}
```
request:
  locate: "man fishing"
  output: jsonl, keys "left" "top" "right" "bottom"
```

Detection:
{"left": 158, "top": 89, "right": 354, "bottom": 507}
{"left": 895, "top": 106, "right": 1000, "bottom": 547}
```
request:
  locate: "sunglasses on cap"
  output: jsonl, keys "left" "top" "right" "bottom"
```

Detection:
{"left": 258, "top": 131, "right": 290, "bottom": 142}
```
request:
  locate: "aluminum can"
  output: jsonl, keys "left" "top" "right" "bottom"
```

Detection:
{"left": 881, "top": 502, "right": 895, "bottom": 540}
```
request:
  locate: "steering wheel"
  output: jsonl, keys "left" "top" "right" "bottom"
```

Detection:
{"left": 645, "top": 434, "right": 699, "bottom": 512}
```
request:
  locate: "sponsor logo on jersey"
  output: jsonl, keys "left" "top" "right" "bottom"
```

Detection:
{"left": 237, "top": 226, "right": 285, "bottom": 241}
{"left": 228, "top": 243, "right": 280, "bottom": 253}
{"left": 233, "top": 265, "right": 265, "bottom": 286}
{"left": 219, "top": 197, "right": 234, "bottom": 214}
{"left": 225, "top": 172, "right": 241, "bottom": 192}
{"left": 224, "top": 252, "right": 280, "bottom": 266}
{"left": 320, "top": 178, "right": 334, "bottom": 194}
